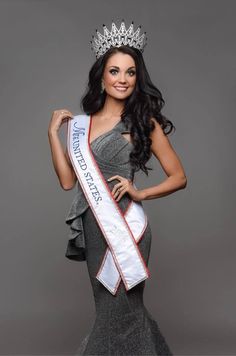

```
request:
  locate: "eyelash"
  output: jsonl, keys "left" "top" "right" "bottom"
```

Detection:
{"left": 109, "top": 69, "right": 136, "bottom": 76}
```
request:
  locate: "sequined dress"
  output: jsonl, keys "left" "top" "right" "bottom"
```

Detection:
{"left": 65, "top": 118, "right": 173, "bottom": 355}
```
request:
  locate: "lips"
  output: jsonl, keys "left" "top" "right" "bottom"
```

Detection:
{"left": 114, "top": 86, "right": 129, "bottom": 91}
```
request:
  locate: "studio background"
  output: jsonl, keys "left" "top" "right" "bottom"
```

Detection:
{"left": 0, "top": 0, "right": 235, "bottom": 355}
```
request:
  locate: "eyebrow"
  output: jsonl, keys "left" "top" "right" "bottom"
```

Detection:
{"left": 108, "top": 66, "right": 136, "bottom": 69}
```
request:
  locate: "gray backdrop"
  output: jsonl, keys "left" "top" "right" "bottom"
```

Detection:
{"left": 0, "top": 0, "right": 235, "bottom": 355}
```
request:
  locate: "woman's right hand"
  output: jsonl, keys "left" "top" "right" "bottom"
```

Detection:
{"left": 48, "top": 109, "right": 73, "bottom": 135}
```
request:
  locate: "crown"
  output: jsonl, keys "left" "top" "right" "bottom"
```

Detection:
{"left": 90, "top": 19, "right": 147, "bottom": 59}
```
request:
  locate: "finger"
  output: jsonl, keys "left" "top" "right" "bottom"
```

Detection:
{"left": 113, "top": 188, "right": 123, "bottom": 199}
{"left": 58, "top": 110, "right": 73, "bottom": 117}
{"left": 113, "top": 184, "right": 126, "bottom": 195}
{"left": 111, "top": 182, "right": 123, "bottom": 195}
{"left": 113, "top": 186, "right": 126, "bottom": 199}
{"left": 113, "top": 187, "right": 122, "bottom": 198}
{"left": 107, "top": 175, "right": 123, "bottom": 182}
{"left": 60, "top": 109, "right": 71, "bottom": 113}
{"left": 115, "top": 189, "right": 126, "bottom": 202}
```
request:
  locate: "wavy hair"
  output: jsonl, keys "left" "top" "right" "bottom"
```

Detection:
{"left": 80, "top": 45, "right": 175, "bottom": 177}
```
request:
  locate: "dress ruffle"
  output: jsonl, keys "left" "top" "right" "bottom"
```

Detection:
{"left": 64, "top": 190, "right": 89, "bottom": 262}
{"left": 64, "top": 119, "right": 173, "bottom": 353}
{"left": 64, "top": 160, "right": 133, "bottom": 263}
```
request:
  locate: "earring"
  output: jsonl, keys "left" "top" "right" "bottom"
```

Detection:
{"left": 101, "top": 80, "right": 105, "bottom": 93}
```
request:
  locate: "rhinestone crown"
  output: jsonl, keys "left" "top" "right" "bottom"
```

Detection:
{"left": 90, "top": 19, "right": 147, "bottom": 59}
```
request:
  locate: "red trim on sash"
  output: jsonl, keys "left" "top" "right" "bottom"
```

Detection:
{"left": 97, "top": 200, "right": 149, "bottom": 296}
{"left": 87, "top": 115, "right": 150, "bottom": 285}
{"left": 67, "top": 115, "right": 150, "bottom": 293}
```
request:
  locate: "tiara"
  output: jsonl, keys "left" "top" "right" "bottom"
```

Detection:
{"left": 90, "top": 19, "right": 147, "bottom": 59}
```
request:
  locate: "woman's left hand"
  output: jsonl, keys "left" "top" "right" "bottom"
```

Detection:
{"left": 107, "top": 175, "right": 144, "bottom": 202}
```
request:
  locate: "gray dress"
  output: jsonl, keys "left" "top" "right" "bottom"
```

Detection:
{"left": 65, "top": 119, "right": 173, "bottom": 355}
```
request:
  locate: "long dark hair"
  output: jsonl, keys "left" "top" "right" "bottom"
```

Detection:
{"left": 80, "top": 45, "right": 175, "bottom": 177}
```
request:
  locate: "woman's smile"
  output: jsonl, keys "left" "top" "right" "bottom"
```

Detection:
{"left": 114, "top": 86, "right": 128, "bottom": 92}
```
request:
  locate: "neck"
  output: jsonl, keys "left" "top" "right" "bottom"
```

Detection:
{"left": 99, "top": 94, "right": 125, "bottom": 118}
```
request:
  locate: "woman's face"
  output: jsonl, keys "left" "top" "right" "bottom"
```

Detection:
{"left": 102, "top": 52, "right": 136, "bottom": 99}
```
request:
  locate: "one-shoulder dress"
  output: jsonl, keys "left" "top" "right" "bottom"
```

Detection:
{"left": 65, "top": 118, "right": 173, "bottom": 355}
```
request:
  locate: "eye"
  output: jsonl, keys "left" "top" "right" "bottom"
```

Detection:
{"left": 128, "top": 70, "right": 136, "bottom": 76}
{"left": 109, "top": 69, "right": 118, "bottom": 75}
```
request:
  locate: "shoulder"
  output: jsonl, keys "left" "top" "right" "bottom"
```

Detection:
{"left": 149, "top": 117, "right": 173, "bottom": 155}
{"left": 150, "top": 118, "right": 165, "bottom": 137}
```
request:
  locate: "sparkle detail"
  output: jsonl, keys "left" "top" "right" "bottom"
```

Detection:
{"left": 90, "top": 20, "right": 147, "bottom": 59}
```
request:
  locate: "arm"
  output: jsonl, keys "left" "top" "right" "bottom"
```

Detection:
{"left": 140, "top": 119, "right": 187, "bottom": 200}
{"left": 48, "top": 125, "right": 77, "bottom": 191}
{"left": 48, "top": 109, "right": 77, "bottom": 190}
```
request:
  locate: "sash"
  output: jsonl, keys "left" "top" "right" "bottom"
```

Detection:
{"left": 67, "top": 114, "right": 150, "bottom": 295}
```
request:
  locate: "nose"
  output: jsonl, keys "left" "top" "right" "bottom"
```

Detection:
{"left": 118, "top": 72, "right": 127, "bottom": 83}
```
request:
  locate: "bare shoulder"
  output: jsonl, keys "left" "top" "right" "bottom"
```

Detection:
{"left": 149, "top": 118, "right": 169, "bottom": 144}
{"left": 150, "top": 118, "right": 165, "bottom": 135}
{"left": 149, "top": 117, "right": 174, "bottom": 159}
{"left": 149, "top": 117, "right": 187, "bottom": 183}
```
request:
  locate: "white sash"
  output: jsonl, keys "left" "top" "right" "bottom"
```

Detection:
{"left": 67, "top": 114, "right": 150, "bottom": 295}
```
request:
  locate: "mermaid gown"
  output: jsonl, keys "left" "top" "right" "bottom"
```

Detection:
{"left": 65, "top": 119, "right": 173, "bottom": 355}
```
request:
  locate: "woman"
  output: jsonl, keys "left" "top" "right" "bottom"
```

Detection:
{"left": 48, "top": 20, "right": 187, "bottom": 355}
